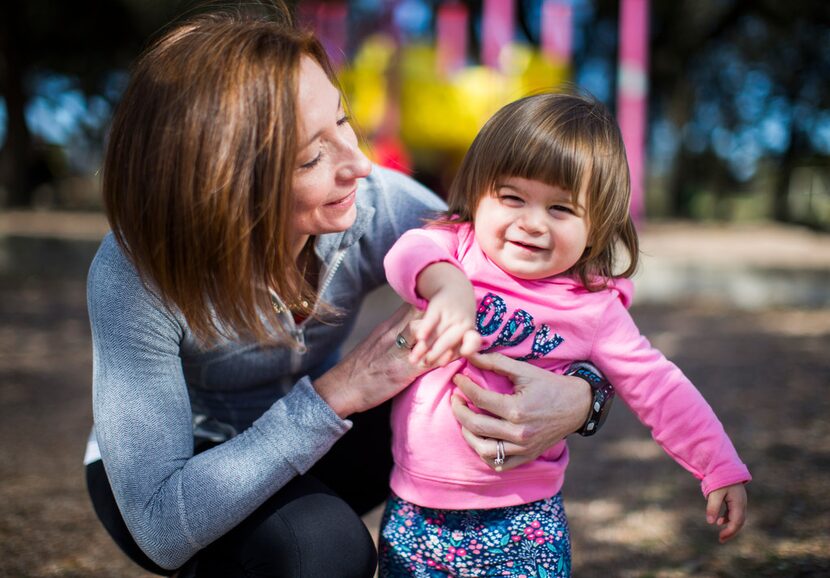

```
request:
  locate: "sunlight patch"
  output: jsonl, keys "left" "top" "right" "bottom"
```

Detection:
{"left": 602, "top": 438, "right": 665, "bottom": 461}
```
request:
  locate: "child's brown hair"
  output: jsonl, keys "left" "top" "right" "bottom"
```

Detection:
{"left": 444, "top": 90, "right": 639, "bottom": 289}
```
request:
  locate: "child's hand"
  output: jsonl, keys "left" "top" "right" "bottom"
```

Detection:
{"left": 706, "top": 483, "right": 747, "bottom": 543}
{"left": 409, "top": 263, "right": 481, "bottom": 367}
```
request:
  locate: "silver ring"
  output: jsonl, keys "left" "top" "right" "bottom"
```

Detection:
{"left": 494, "top": 439, "right": 505, "bottom": 467}
{"left": 395, "top": 332, "right": 413, "bottom": 350}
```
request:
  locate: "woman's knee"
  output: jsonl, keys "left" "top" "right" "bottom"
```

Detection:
{"left": 86, "top": 460, "right": 176, "bottom": 576}
{"left": 201, "top": 475, "right": 377, "bottom": 577}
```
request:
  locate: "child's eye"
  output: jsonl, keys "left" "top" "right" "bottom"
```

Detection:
{"left": 499, "top": 194, "right": 524, "bottom": 206}
{"left": 550, "top": 204, "right": 575, "bottom": 215}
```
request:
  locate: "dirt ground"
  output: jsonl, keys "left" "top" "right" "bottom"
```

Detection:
{"left": 1, "top": 231, "right": 828, "bottom": 578}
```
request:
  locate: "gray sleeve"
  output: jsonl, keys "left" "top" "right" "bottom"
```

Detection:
{"left": 88, "top": 239, "right": 350, "bottom": 569}
{"left": 359, "top": 165, "right": 448, "bottom": 288}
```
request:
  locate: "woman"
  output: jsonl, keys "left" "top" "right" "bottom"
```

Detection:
{"left": 85, "top": 6, "right": 600, "bottom": 577}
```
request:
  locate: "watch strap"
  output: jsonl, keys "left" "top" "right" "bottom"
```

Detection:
{"left": 565, "top": 361, "right": 615, "bottom": 437}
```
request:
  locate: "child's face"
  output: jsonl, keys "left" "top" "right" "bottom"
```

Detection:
{"left": 473, "top": 176, "right": 590, "bottom": 280}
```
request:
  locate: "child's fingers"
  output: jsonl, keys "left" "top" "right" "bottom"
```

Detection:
{"left": 408, "top": 316, "right": 440, "bottom": 364}
{"left": 414, "top": 311, "right": 439, "bottom": 342}
{"left": 423, "top": 345, "right": 457, "bottom": 367}
{"left": 433, "top": 348, "right": 458, "bottom": 368}
{"left": 705, "top": 488, "right": 726, "bottom": 525}
{"left": 408, "top": 340, "right": 430, "bottom": 365}
{"left": 424, "top": 325, "right": 467, "bottom": 365}
{"left": 707, "top": 485, "right": 747, "bottom": 543}
{"left": 459, "top": 330, "right": 483, "bottom": 357}
{"left": 719, "top": 489, "right": 747, "bottom": 543}
{"left": 719, "top": 515, "right": 743, "bottom": 543}
{"left": 407, "top": 323, "right": 433, "bottom": 364}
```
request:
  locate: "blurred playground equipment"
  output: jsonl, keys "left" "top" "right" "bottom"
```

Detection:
{"left": 298, "top": 0, "right": 649, "bottom": 218}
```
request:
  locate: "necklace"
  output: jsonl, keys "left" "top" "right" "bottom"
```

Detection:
{"left": 269, "top": 292, "right": 309, "bottom": 315}
{"left": 270, "top": 239, "right": 315, "bottom": 315}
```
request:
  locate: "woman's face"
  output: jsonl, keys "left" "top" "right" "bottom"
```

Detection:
{"left": 289, "top": 56, "right": 372, "bottom": 257}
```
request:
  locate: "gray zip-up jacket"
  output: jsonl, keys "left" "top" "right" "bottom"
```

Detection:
{"left": 86, "top": 166, "right": 445, "bottom": 569}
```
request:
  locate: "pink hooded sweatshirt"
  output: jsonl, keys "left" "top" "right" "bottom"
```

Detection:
{"left": 384, "top": 222, "right": 751, "bottom": 510}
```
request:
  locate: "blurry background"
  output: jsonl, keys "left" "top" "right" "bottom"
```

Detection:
{"left": 1, "top": 0, "right": 830, "bottom": 224}
{"left": 0, "top": 1, "right": 829, "bottom": 577}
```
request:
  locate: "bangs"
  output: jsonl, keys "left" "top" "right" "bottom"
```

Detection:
{"left": 461, "top": 93, "right": 596, "bottom": 207}
{"left": 492, "top": 122, "right": 590, "bottom": 201}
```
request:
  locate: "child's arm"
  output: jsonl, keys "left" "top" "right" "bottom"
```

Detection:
{"left": 706, "top": 483, "right": 747, "bottom": 543}
{"left": 409, "top": 262, "right": 481, "bottom": 367}
{"left": 589, "top": 286, "right": 751, "bottom": 543}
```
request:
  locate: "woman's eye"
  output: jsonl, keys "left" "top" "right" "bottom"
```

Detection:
{"left": 299, "top": 152, "right": 322, "bottom": 170}
{"left": 336, "top": 114, "right": 351, "bottom": 127}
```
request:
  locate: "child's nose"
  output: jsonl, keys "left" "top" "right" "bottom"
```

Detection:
{"left": 518, "top": 210, "right": 546, "bottom": 233}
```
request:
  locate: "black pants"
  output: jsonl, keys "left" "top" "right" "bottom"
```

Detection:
{"left": 86, "top": 402, "right": 394, "bottom": 577}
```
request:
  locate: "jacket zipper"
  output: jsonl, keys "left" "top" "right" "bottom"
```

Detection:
{"left": 289, "top": 247, "right": 347, "bottom": 374}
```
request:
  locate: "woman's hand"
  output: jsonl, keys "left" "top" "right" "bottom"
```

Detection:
{"left": 450, "top": 352, "right": 592, "bottom": 471}
{"left": 312, "top": 304, "right": 424, "bottom": 418}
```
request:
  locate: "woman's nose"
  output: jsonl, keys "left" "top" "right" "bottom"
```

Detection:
{"left": 337, "top": 134, "right": 372, "bottom": 181}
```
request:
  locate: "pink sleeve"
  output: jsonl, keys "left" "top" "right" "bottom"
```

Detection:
{"left": 592, "top": 301, "right": 751, "bottom": 496}
{"left": 383, "top": 226, "right": 463, "bottom": 310}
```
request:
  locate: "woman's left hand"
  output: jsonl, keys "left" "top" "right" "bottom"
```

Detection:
{"left": 451, "top": 352, "right": 592, "bottom": 471}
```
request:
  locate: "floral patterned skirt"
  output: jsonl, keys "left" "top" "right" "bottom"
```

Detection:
{"left": 378, "top": 492, "right": 571, "bottom": 577}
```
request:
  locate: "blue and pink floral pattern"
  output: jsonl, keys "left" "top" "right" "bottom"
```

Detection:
{"left": 379, "top": 493, "right": 571, "bottom": 577}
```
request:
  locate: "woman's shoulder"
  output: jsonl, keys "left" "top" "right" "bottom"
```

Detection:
{"left": 88, "top": 233, "right": 186, "bottom": 338}
{"left": 88, "top": 233, "right": 137, "bottom": 286}
{"left": 361, "top": 165, "right": 446, "bottom": 212}
{"left": 88, "top": 234, "right": 174, "bottom": 314}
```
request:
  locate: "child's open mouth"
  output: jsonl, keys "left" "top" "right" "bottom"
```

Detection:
{"left": 509, "top": 240, "right": 546, "bottom": 252}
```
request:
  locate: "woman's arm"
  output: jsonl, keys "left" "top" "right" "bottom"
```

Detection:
{"left": 89, "top": 239, "right": 354, "bottom": 570}
{"left": 92, "top": 168, "right": 444, "bottom": 569}
{"left": 449, "top": 352, "right": 592, "bottom": 471}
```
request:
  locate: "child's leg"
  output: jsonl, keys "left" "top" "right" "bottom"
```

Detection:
{"left": 378, "top": 493, "right": 571, "bottom": 577}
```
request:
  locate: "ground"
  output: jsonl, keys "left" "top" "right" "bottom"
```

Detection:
{"left": 0, "top": 224, "right": 828, "bottom": 577}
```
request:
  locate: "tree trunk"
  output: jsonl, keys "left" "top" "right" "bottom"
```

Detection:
{"left": 0, "top": 0, "right": 33, "bottom": 208}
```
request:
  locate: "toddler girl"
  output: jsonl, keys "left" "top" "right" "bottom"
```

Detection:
{"left": 380, "top": 91, "right": 750, "bottom": 577}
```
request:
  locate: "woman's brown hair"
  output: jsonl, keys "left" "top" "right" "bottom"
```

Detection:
{"left": 443, "top": 90, "right": 639, "bottom": 289}
{"left": 103, "top": 6, "right": 335, "bottom": 346}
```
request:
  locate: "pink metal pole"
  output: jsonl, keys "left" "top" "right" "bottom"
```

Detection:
{"left": 617, "top": 0, "right": 649, "bottom": 222}
{"left": 482, "top": 0, "right": 515, "bottom": 70}
{"left": 541, "top": 0, "right": 573, "bottom": 65}
{"left": 437, "top": 2, "right": 468, "bottom": 76}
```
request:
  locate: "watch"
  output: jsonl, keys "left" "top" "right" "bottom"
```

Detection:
{"left": 565, "top": 361, "right": 615, "bottom": 437}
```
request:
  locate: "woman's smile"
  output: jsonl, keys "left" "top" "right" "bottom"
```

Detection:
{"left": 324, "top": 187, "right": 357, "bottom": 210}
